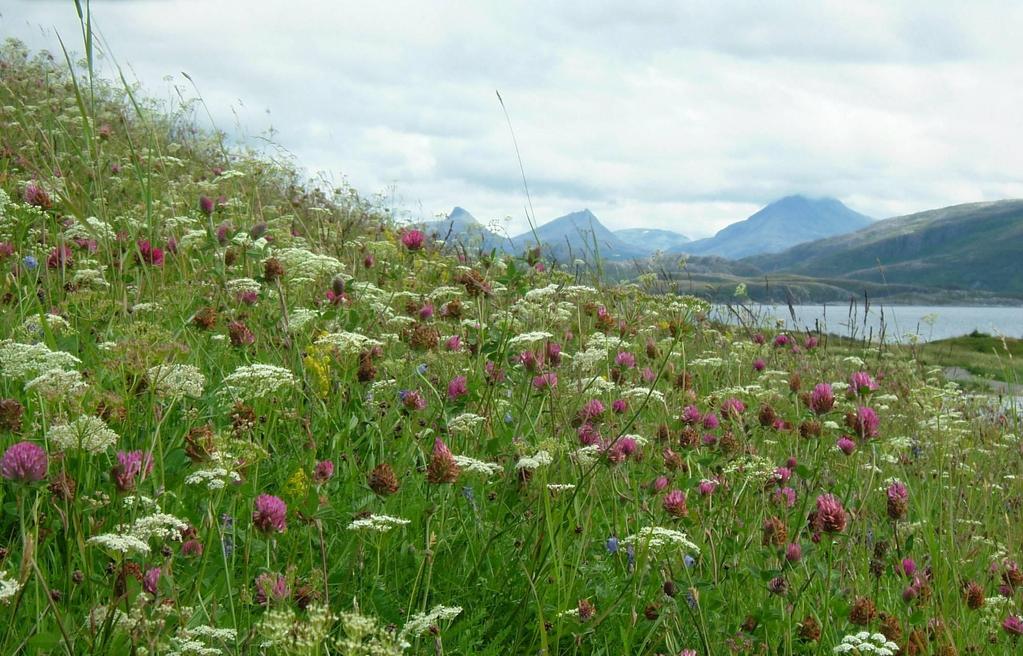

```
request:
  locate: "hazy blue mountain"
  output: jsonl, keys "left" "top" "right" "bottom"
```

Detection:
{"left": 676, "top": 195, "right": 873, "bottom": 259}
{"left": 746, "top": 199, "right": 1023, "bottom": 295}
{"left": 614, "top": 228, "right": 690, "bottom": 253}
{"left": 423, "top": 207, "right": 516, "bottom": 253}
{"left": 512, "top": 209, "right": 648, "bottom": 261}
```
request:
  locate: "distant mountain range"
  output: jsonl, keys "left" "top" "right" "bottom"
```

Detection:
{"left": 745, "top": 199, "right": 1023, "bottom": 296}
{"left": 423, "top": 196, "right": 1023, "bottom": 301}
{"left": 615, "top": 228, "right": 690, "bottom": 252}
{"left": 676, "top": 195, "right": 873, "bottom": 259}
{"left": 426, "top": 194, "right": 870, "bottom": 261}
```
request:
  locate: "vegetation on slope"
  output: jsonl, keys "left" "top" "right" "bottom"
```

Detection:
{"left": 1, "top": 32, "right": 1023, "bottom": 656}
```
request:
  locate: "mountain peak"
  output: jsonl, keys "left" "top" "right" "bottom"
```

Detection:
{"left": 676, "top": 195, "right": 872, "bottom": 259}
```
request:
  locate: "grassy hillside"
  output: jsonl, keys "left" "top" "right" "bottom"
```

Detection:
{"left": 746, "top": 200, "right": 1023, "bottom": 296}
{"left": 1, "top": 33, "right": 1023, "bottom": 656}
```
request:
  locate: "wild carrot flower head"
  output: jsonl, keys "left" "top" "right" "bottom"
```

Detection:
{"left": 809, "top": 383, "right": 835, "bottom": 415}
{"left": 252, "top": 494, "right": 287, "bottom": 534}
{"left": 1, "top": 441, "right": 47, "bottom": 483}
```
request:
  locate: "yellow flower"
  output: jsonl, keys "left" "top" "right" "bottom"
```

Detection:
{"left": 284, "top": 468, "right": 309, "bottom": 500}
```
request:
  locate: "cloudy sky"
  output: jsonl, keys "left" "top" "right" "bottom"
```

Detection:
{"left": 5, "top": 1, "right": 1023, "bottom": 238}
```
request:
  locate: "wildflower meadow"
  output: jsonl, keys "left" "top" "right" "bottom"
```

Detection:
{"left": 0, "top": 30, "right": 1022, "bottom": 656}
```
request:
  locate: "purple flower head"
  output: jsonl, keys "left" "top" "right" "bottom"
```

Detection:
{"left": 785, "top": 543, "right": 802, "bottom": 563}
{"left": 804, "top": 336, "right": 819, "bottom": 350}
{"left": 773, "top": 334, "right": 790, "bottom": 348}
{"left": 401, "top": 229, "right": 425, "bottom": 251}
{"left": 136, "top": 239, "right": 164, "bottom": 266}
{"left": 852, "top": 406, "right": 880, "bottom": 439}
{"left": 837, "top": 436, "right": 857, "bottom": 456}
{"left": 681, "top": 405, "right": 702, "bottom": 425}
{"left": 24, "top": 182, "right": 52, "bottom": 209}
{"left": 578, "top": 423, "right": 601, "bottom": 446}
{"left": 752, "top": 358, "right": 766, "bottom": 372}
{"left": 545, "top": 342, "right": 562, "bottom": 366}
{"left": 611, "top": 399, "right": 628, "bottom": 414}
{"left": 532, "top": 372, "right": 557, "bottom": 390}
{"left": 313, "top": 460, "right": 335, "bottom": 484}
{"left": 850, "top": 371, "right": 879, "bottom": 395}
{"left": 652, "top": 476, "right": 669, "bottom": 492}
{"left": 113, "top": 450, "right": 153, "bottom": 492}
{"left": 446, "top": 375, "right": 468, "bottom": 401}
{"left": 720, "top": 398, "right": 746, "bottom": 419}
{"left": 401, "top": 389, "right": 427, "bottom": 411}
{"left": 812, "top": 494, "right": 847, "bottom": 533}
{"left": 697, "top": 479, "right": 717, "bottom": 496}
{"left": 252, "top": 494, "right": 287, "bottom": 534}
{"left": 702, "top": 413, "right": 720, "bottom": 430}
{"left": 143, "top": 567, "right": 161, "bottom": 596}
{"left": 615, "top": 351, "right": 636, "bottom": 369}
{"left": 752, "top": 333, "right": 766, "bottom": 345}
{"left": 254, "top": 572, "right": 290, "bottom": 605}
{"left": 1, "top": 441, "right": 48, "bottom": 483}
{"left": 444, "top": 335, "right": 462, "bottom": 351}
{"left": 809, "top": 383, "right": 835, "bottom": 415}
{"left": 1004, "top": 615, "right": 1023, "bottom": 636}
{"left": 199, "top": 195, "right": 215, "bottom": 216}
{"left": 663, "top": 489, "right": 688, "bottom": 517}
{"left": 418, "top": 303, "right": 434, "bottom": 320}
{"left": 774, "top": 487, "right": 797, "bottom": 508}
{"left": 579, "top": 399, "right": 605, "bottom": 421}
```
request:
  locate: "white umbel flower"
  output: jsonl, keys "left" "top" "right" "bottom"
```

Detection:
{"left": 0, "top": 571, "right": 20, "bottom": 604}
{"left": 348, "top": 515, "right": 411, "bottom": 532}
{"left": 148, "top": 364, "right": 206, "bottom": 399}
{"left": 624, "top": 526, "right": 700, "bottom": 554}
{"left": 48, "top": 416, "right": 119, "bottom": 454}
{"left": 401, "top": 605, "right": 462, "bottom": 638}
{"left": 219, "top": 364, "right": 296, "bottom": 400}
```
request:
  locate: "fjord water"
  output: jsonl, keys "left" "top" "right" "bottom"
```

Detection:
{"left": 715, "top": 304, "right": 1023, "bottom": 342}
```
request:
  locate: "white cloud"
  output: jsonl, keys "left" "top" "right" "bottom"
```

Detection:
{"left": 5, "top": 0, "right": 1023, "bottom": 238}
